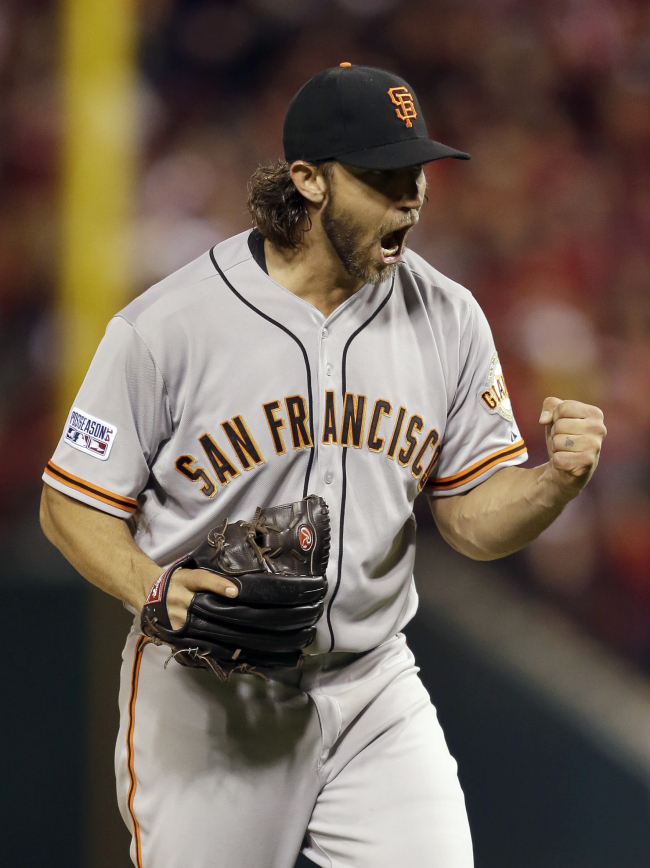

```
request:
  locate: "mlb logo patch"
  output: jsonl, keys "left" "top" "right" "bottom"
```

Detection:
{"left": 64, "top": 407, "right": 117, "bottom": 461}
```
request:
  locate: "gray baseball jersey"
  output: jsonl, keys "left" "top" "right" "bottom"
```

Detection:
{"left": 44, "top": 229, "right": 526, "bottom": 655}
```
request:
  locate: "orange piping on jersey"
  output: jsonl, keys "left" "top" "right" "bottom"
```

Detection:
{"left": 429, "top": 439, "right": 527, "bottom": 491}
{"left": 127, "top": 636, "right": 147, "bottom": 868}
{"left": 44, "top": 461, "right": 137, "bottom": 513}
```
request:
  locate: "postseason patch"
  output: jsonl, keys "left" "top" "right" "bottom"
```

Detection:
{"left": 478, "top": 354, "right": 514, "bottom": 421}
{"left": 64, "top": 407, "right": 117, "bottom": 461}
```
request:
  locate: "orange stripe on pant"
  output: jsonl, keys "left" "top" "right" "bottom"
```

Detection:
{"left": 127, "top": 636, "right": 148, "bottom": 868}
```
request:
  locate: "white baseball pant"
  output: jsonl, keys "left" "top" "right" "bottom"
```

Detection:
{"left": 115, "top": 627, "right": 474, "bottom": 868}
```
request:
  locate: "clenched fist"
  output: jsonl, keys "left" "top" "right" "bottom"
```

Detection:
{"left": 539, "top": 397, "right": 606, "bottom": 497}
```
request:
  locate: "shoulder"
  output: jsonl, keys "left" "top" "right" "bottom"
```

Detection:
{"left": 398, "top": 248, "right": 478, "bottom": 334}
{"left": 400, "top": 248, "right": 474, "bottom": 304}
{"left": 117, "top": 231, "right": 252, "bottom": 330}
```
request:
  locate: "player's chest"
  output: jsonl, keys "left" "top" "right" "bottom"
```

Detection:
{"left": 165, "top": 305, "right": 450, "bottom": 500}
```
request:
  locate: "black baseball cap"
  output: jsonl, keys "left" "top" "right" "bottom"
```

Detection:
{"left": 283, "top": 64, "right": 470, "bottom": 171}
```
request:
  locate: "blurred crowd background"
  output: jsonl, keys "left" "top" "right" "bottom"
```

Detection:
{"left": 3, "top": 0, "right": 650, "bottom": 671}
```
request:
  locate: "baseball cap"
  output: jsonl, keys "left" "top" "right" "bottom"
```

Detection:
{"left": 283, "top": 64, "right": 470, "bottom": 171}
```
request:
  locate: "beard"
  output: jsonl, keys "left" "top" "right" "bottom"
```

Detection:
{"left": 320, "top": 193, "right": 414, "bottom": 285}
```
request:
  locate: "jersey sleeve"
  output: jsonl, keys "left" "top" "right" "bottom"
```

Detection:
{"left": 43, "top": 316, "right": 171, "bottom": 518}
{"left": 425, "top": 297, "right": 527, "bottom": 497}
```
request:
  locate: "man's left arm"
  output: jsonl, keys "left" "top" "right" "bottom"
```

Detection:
{"left": 430, "top": 397, "right": 607, "bottom": 561}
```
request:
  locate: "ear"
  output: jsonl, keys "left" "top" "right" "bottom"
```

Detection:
{"left": 289, "top": 161, "right": 329, "bottom": 205}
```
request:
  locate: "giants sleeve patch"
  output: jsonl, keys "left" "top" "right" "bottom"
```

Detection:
{"left": 477, "top": 354, "right": 513, "bottom": 421}
{"left": 64, "top": 407, "right": 117, "bottom": 461}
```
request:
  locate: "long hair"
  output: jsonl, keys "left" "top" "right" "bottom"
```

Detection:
{"left": 247, "top": 160, "right": 332, "bottom": 250}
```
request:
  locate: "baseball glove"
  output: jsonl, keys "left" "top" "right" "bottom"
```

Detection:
{"left": 141, "top": 494, "right": 330, "bottom": 680}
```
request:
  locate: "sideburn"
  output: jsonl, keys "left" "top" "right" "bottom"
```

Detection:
{"left": 320, "top": 192, "right": 395, "bottom": 285}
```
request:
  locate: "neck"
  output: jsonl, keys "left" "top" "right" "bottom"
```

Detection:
{"left": 264, "top": 222, "right": 365, "bottom": 319}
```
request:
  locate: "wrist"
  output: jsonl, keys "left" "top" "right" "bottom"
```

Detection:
{"left": 131, "top": 562, "right": 165, "bottom": 611}
{"left": 535, "top": 462, "right": 578, "bottom": 509}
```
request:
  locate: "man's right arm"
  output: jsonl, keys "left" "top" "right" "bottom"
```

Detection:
{"left": 39, "top": 485, "right": 239, "bottom": 629}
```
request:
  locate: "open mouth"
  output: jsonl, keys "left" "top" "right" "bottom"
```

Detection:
{"left": 379, "top": 226, "right": 410, "bottom": 264}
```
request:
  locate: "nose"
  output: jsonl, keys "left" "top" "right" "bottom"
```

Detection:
{"left": 393, "top": 168, "right": 425, "bottom": 211}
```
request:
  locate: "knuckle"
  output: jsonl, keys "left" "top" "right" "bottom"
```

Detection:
{"left": 209, "top": 575, "right": 236, "bottom": 596}
{"left": 213, "top": 573, "right": 230, "bottom": 588}
{"left": 554, "top": 434, "right": 574, "bottom": 450}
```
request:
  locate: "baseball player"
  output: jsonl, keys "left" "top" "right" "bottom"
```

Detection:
{"left": 40, "top": 65, "right": 606, "bottom": 868}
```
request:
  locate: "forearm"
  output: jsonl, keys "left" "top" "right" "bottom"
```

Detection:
{"left": 429, "top": 464, "right": 573, "bottom": 561}
{"left": 40, "top": 485, "right": 160, "bottom": 610}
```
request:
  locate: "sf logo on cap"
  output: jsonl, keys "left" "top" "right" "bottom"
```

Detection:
{"left": 388, "top": 86, "right": 417, "bottom": 128}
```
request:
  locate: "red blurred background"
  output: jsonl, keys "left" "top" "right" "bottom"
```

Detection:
{"left": 3, "top": 0, "right": 650, "bottom": 665}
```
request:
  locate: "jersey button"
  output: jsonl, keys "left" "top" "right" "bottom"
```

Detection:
{"left": 321, "top": 327, "right": 329, "bottom": 338}
{"left": 324, "top": 471, "right": 334, "bottom": 484}
{"left": 326, "top": 364, "right": 333, "bottom": 376}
